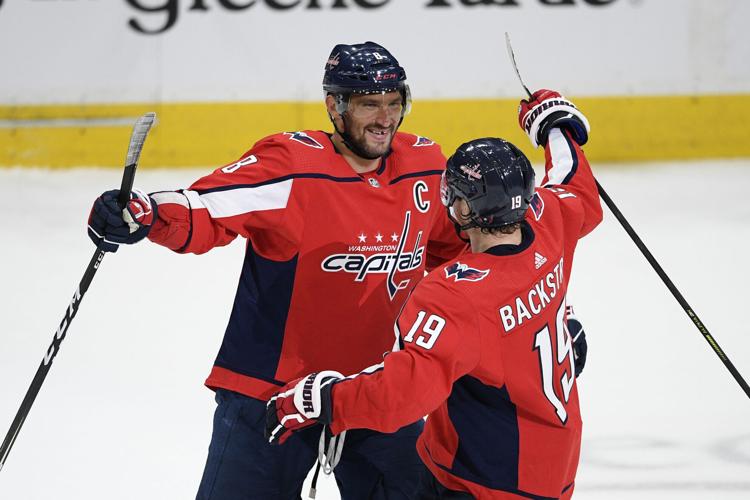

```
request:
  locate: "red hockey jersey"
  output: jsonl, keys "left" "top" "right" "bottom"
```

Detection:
{"left": 147, "top": 130, "right": 466, "bottom": 400}
{"left": 329, "top": 129, "right": 603, "bottom": 499}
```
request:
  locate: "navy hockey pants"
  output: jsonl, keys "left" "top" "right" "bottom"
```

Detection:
{"left": 195, "top": 389, "right": 427, "bottom": 500}
{"left": 414, "top": 468, "right": 475, "bottom": 499}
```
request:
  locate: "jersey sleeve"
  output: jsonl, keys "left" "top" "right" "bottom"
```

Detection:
{"left": 540, "top": 128, "right": 603, "bottom": 239}
{"left": 329, "top": 278, "right": 480, "bottom": 435}
{"left": 147, "top": 135, "right": 297, "bottom": 255}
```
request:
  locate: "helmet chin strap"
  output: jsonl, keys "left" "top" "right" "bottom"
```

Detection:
{"left": 447, "top": 206, "right": 473, "bottom": 243}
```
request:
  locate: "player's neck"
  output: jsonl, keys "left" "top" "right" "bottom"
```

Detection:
{"left": 331, "top": 133, "right": 381, "bottom": 174}
{"left": 468, "top": 228, "right": 522, "bottom": 254}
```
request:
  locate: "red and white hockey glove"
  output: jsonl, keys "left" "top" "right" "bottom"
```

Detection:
{"left": 518, "top": 89, "right": 590, "bottom": 148}
{"left": 265, "top": 370, "right": 344, "bottom": 445}
{"left": 88, "top": 189, "right": 157, "bottom": 252}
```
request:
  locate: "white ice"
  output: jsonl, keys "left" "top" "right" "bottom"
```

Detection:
{"left": 1, "top": 161, "right": 749, "bottom": 499}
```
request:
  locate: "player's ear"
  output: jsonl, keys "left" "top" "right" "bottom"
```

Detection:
{"left": 325, "top": 94, "right": 340, "bottom": 120}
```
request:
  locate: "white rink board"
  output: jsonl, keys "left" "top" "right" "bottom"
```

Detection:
{"left": 0, "top": 162, "right": 749, "bottom": 499}
{"left": 0, "top": 0, "right": 749, "bottom": 104}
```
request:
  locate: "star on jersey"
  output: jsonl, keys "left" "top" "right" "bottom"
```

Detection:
{"left": 355, "top": 233, "right": 395, "bottom": 244}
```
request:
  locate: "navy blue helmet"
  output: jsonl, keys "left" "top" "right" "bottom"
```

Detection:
{"left": 441, "top": 138, "right": 535, "bottom": 230}
{"left": 323, "top": 41, "right": 411, "bottom": 117}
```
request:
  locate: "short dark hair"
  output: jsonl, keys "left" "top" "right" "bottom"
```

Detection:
{"left": 480, "top": 222, "right": 521, "bottom": 236}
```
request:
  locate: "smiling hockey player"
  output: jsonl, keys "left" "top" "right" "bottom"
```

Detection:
{"left": 266, "top": 90, "right": 602, "bottom": 499}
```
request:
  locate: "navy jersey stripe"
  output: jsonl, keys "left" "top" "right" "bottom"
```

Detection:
{"left": 389, "top": 169, "right": 443, "bottom": 185}
{"left": 176, "top": 189, "right": 195, "bottom": 253}
{"left": 195, "top": 173, "right": 362, "bottom": 195}
{"left": 560, "top": 133, "right": 579, "bottom": 185}
{"left": 212, "top": 245, "right": 297, "bottom": 386}
{"left": 447, "top": 376, "right": 520, "bottom": 491}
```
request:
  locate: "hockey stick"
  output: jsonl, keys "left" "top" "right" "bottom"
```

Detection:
{"left": 0, "top": 112, "right": 157, "bottom": 471}
{"left": 504, "top": 33, "right": 750, "bottom": 400}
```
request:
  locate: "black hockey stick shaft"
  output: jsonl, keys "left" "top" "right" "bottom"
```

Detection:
{"left": 595, "top": 183, "right": 750, "bottom": 398}
{"left": 504, "top": 33, "right": 750, "bottom": 399}
{"left": 0, "top": 112, "right": 157, "bottom": 471}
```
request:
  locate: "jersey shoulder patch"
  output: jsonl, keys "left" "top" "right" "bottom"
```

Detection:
{"left": 283, "top": 131, "right": 325, "bottom": 149}
{"left": 413, "top": 136, "right": 435, "bottom": 147}
{"left": 444, "top": 261, "right": 490, "bottom": 282}
{"left": 529, "top": 191, "right": 544, "bottom": 221}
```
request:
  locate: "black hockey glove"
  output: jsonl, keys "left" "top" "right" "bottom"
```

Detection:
{"left": 566, "top": 306, "right": 587, "bottom": 378}
{"left": 88, "top": 189, "right": 157, "bottom": 252}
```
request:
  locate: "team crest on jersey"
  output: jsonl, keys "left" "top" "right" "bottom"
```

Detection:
{"left": 413, "top": 136, "right": 435, "bottom": 147}
{"left": 321, "top": 211, "right": 425, "bottom": 300}
{"left": 284, "top": 131, "right": 324, "bottom": 149}
{"left": 529, "top": 192, "right": 544, "bottom": 221}
{"left": 444, "top": 262, "right": 490, "bottom": 282}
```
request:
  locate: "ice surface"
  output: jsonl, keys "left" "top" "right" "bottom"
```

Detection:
{"left": 1, "top": 162, "right": 749, "bottom": 499}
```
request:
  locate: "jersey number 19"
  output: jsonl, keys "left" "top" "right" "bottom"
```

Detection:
{"left": 533, "top": 301, "right": 576, "bottom": 424}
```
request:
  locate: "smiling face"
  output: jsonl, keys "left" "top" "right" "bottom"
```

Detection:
{"left": 329, "top": 91, "right": 404, "bottom": 159}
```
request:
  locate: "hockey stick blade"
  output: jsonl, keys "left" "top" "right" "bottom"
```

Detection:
{"left": 501, "top": 40, "right": 750, "bottom": 400}
{"left": 118, "top": 112, "right": 156, "bottom": 208}
{"left": 0, "top": 112, "right": 157, "bottom": 472}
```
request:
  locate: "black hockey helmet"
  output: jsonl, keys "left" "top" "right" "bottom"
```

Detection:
{"left": 441, "top": 138, "right": 535, "bottom": 230}
{"left": 323, "top": 41, "right": 411, "bottom": 117}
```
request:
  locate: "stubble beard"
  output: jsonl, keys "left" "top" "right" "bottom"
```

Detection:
{"left": 349, "top": 125, "right": 396, "bottom": 159}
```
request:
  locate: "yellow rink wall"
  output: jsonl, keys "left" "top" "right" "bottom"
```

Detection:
{"left": 2, "top": 94, "right": 749, "bottom": 168}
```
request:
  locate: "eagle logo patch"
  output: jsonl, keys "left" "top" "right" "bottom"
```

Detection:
{"left": 444, "top": 262, "right": 490, "bottom": 282}
{"left": 529, "top": 192, "right": 544, "bottom": 221}
{"left": 285, "top": 131, "right": 324, "bottom": 149}
{"left": 413, "top": 136, "right": 435, "bottom": 147}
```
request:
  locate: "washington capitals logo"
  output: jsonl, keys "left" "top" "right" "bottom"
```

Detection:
{"left": 444, "top": 262, "right": 489, "bottom": 282}
{"left": 285, "top": 131, "right": 324, "bottom": 149}
{"left": 326, "top": 52, "right": 340, "bottom": 70}
{"left": 320, "top": 211, "right": 425, "bottom": 301}
{"left": 413, "top": 136, "right": 435, "bottom": 147}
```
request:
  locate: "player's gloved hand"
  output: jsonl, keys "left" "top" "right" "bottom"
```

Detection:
{"left": 566, "top": 306, "right": 587, "bottom": 378}
{"left": 518, "top": 89, "right": 590, "bottom": 148}
{"left": 87, "top": 189, "right": 157, "bottom": 253}
{"left": 265, "top": 370, "right": 344, "bottom": 445}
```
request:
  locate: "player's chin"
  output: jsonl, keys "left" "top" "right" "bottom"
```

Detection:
{"left": 363, "top": 132, "right": 394, "bottom": 156}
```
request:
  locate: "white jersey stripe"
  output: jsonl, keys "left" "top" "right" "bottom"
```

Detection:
{"left": 189, "top": 180, "right": 293, "bottom": 219}
{"left": 544, "top": 128, "right": 576, "bottom": 186}
{"left": 344, "top": 361, "right": 385, "bottom": 381}
{"left": 184, "top": 189, "right": 205, "bottom": 210}
{"left": 151, "top": 191, "right": 190, "bottom": 208}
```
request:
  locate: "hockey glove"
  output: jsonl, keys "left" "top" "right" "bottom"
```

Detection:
{"left": 566, "top": 306, "right": 588, "bottom": 378}
{"left": 265, "top": 370, "right": 344, "bottom": 445}
{"left": 88, "top": 189, "right": 157, "bottom": 253}
{"left": 518, "top": 89, "right": 590, "bottom": 148}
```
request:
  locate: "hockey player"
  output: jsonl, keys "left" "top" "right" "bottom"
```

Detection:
{"left": 266, "top": 90, "right": 603, "bottom": 499}
{"left": 88, "top": 42, "right": 468, "bottom": 499}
